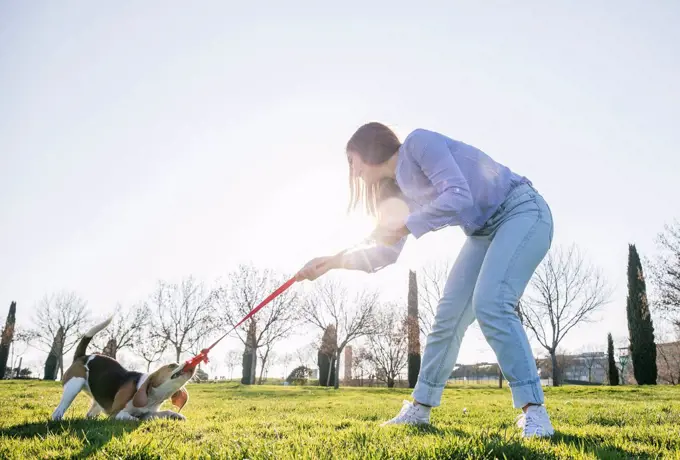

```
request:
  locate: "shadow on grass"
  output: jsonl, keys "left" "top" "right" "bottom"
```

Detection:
{"left": 400, "top": 425, "right": 655, "bottom": 459}
{"left": 551, "top": 431, "right": 660, "bottom": 459}
{"left": 0, "top": 419, "right": 139, "bottom": 459}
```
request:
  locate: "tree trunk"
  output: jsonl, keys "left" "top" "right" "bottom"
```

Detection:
{"left": 175, "top": 347, "right": 181, "bottom": 364}
{"left": 333, "top": 351, "right": 341, "bottom": 389}
{"left": 550, "top": 351, "right": 560, "bottom": 386}
{"left": 258, "top": 349, "right": 269, "bottom": 385}
{"left": 407, "top": 270, "right": 421, "bottom": 388}
{"left": 242, "top": 321, "right": 257, "bottom": 385}
{"left": 387, "top": 376, "right": 395, "bottom": 388}
{"left": 147, "top": 360, "right": 152, "bottom": 372}
{"left": 326, "top": 357, "right": 332, "bottom": 386}
{"left": 498, "top": 368, "right": 504, "bottom": 388}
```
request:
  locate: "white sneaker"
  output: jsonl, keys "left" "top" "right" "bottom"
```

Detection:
{"left": 516, "top": 405, "right": 555, "bottom": 438}
{"left": 380, "top": 400, "right": 431, "bottom": 426}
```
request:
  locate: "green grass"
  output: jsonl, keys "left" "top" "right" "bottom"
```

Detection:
{"left": 1, "top": 381, "right": 679, "bottom": 459}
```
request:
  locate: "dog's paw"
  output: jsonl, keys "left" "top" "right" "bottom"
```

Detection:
{"left": 158, "top": 410, "right": 186, "bottom": 421}
{"left": 114, "top": 411, "right": 139, "bottom": 421}
{"left": 170, "top": 412, "right": 186, "bottom": 421}
{"left": 51, "top": 409, "right": 65, "bottom": 421}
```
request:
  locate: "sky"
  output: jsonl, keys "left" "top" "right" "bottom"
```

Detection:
{"left": 1, "top": 1, "right": 679, "bottom": 379}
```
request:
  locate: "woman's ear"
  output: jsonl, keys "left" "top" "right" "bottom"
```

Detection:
{"left": 171, "top": 387, "right": 189, "bottom": 412}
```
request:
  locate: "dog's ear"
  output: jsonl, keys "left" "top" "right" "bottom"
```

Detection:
{"left": 171, "top": 387, "right": 189, "bottom": 412}
{"left": 132, "top": 372, "right": 158, "bottom": 408}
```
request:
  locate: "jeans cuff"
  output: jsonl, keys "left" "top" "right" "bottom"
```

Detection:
{"left": 508, "top": 376, "right": 544, "bottom": 408}
{"left": 411, "top": 378, "right": 445, "bottom": 408}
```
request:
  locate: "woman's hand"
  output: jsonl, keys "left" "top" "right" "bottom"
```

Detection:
{"left": 371, "top": 223, "right": 410, "bottom": 246}
{"left": 295, "top": 256, "right": 338, "bottom": 282}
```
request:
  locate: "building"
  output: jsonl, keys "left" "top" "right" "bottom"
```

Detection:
{"left": 619, "top": 341, "right": 680, "bottom": 385}
{"left": 561, "top": 352, "right": 608, "bottom": 384}
{"left": 536, "top": 352, "right": 608, "bottom": 384}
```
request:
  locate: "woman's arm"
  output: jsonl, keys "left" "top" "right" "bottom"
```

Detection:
{"left": 340, "top": 237, "right": 406, "bottom": 273}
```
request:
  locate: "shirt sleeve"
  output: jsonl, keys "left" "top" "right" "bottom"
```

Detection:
{"left": 403, "top": 129, "right": 474, "bottom": 238}
{"left": 341, "top": 237, "right": 406, "bottom": 273}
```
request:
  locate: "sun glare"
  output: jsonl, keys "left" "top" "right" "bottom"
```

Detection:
{"left": 239, "top": 169, "right": 376, "bottom": 273}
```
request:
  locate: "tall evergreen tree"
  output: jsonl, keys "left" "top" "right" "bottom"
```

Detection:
{"left": 626, "top": 243, "right": 657, "bottom": 384}
{"left": 607, "top": 333, "right": 619, "bottom": 386}
{"left": 0, "top": 302, "right": 17, "bottom": 380}
{"left": 44, "top": 326, "right": 64, "bottom": 380}
{"left": 241, "top": 321, "right": 257, "bottom": 385}
{"left": 318, "top": 325, "right": 337, "bottom": 387}
{"left": 407, "top": 270, "right": 421, "bottom": 388}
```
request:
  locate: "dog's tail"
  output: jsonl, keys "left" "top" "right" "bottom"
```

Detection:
{"left": 73, "top": 316, "right": 114, "bottom": 360}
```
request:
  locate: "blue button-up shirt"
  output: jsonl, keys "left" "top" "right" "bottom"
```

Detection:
{"left": 343, "top": 128, "right": 529, "bottom": 273}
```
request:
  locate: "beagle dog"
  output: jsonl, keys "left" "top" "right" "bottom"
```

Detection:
{"left": 51, "top": 317, "right": 196, "bottom": 422}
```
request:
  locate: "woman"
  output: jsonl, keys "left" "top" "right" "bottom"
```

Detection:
{"left": 295, "top": 122, "right": 555, "bottom": 438}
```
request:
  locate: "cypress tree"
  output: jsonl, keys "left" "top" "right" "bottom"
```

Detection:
{"left": 407, "top": 270, "right": 421, "bottom": 388}
{"left": 0, "top": 302, "right": 17, "bottom": 380}
{"left": 626, "top": 244, "right": 657, "bottom": 384}
{"left": 44, "top": 326, "right": 64, "bottom": 380}
{"left": 318, "top": 325, "right": 337, "bottom": 387}
{"left": 241, "top": 321, "right": 257, "bottom": 385}
{"left": 607, "top": 333, "right": 619, "bottom": 386}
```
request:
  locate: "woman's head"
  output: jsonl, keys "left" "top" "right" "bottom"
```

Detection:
{"left": 346, "top": 122, "right": 402, "bottom": 216}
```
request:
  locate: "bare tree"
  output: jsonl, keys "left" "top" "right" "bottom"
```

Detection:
{"left": 648, "top": 219, "right": 680, "bottom": 331}
{"left": 655, "top": 326, "right": 680, "bottom": 385}
{"left": 538, "top": 351, "right": 577, "bottom": 383}
{"left": 257, "top": 349, "right": 277, "bottom": 382}
{"left": 281, "top": 352, "right": 293, "bottom": 378}
{"left": 364, "top": 304, "right": 408, "bottom": 388}
{"left": 9, "top": 328, "right": 36, "bottom": 373}
{"left": 417, "top": 259, "right": 451, "bottom": 335}
{"left": 224, "top": 350, "right": 241, "bottom": 380}
{"left": 518, "top": 244, "right": 612, "bottom": 386}
{"left": 151, "top": 277, "right": 218, "bottom": 363}
{"left": 657, "top": 341, "right": 680, "bottom": 385}
{"left": 295, "top": 342, "right": 316, "bottom": 369}
{"left": 92, "top": 303, "right": 149, "bottom": 359}
{"left": 31, "top": 291, "right": 90, "bottom": 377}
{"left": 351, "top": 346, "right": 372, "bottom": 386}
{"left": 216, "top": 264, "right": 300, "bottom": 384}
{"left": 302, "top": 278, "right": 379, "bottom": 389}
{"left": 579, "top": 346, "right": 607, "bottom": 383}
{"left": 136, "top": 326, "right": 168, "bottom": 372}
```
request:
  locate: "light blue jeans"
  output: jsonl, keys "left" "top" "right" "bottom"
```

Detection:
{"left": 412, "top": 183, "right": 553, "bottom": 409}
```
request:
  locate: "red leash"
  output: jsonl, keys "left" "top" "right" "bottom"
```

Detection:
{"left": 182, "top": 241, "right": 369, "bottom": 372}
{"left": 183, "top": 276, "right": 297, "bottom": 371}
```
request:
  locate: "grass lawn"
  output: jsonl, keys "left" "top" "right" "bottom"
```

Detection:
{"left": 1, "top": 381, "right": 679, "bottom": 459}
